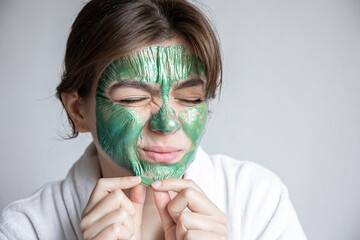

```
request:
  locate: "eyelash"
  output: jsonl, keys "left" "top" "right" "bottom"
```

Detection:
{"left": 177, "top": 98, "right": 203, "bottom": 104}
{"left": 117, "top": 98, "right": 148, "bottom": 104}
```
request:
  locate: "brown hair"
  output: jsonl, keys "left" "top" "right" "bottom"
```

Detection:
{"left": 56, "top": 0, "right": 222, "bottom": 138}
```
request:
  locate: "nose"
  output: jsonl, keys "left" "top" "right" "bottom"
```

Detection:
{"left": 149, "top": 105, "right": 181, "bottom": 133}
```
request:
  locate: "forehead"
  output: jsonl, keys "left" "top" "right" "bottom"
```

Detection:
{"left": 99, "top": 45, "right": 206, "bottom": 88}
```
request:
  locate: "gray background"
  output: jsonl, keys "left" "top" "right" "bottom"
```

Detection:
{"left": 1, "top": 0, "right": 359, "bottom": 239}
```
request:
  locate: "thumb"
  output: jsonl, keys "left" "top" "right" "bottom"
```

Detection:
{"left": 129, "top": 184, "right": 146, "bottom": 226}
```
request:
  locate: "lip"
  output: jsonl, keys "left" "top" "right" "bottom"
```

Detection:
{"left": 139, "top": 146, "right": 182, "bottom": 164}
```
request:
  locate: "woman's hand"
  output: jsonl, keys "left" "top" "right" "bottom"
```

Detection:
{"left": 79, "top": 176, "right": 146, "bottom": 240}
{"left": 152, "top": 179, "right": 228, "bottom": 240}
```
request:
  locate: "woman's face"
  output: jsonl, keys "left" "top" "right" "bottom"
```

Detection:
{"left": 88, "top": 39, "right": 208, "bottom": 186}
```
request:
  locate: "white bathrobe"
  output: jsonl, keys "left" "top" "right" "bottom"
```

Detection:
{"left": 0, "top": 143, "right": 307, "bottom": 239}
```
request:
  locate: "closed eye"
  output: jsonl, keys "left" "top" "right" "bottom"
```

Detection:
{"left": 116, "top": 98, "right": 149, "bottom": 104}
{"left": 177, "top": 98, "right": 204, "bottom": 104}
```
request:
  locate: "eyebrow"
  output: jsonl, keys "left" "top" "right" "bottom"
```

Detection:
{"left": 172, "top": 78, "right": 205, "bottom": 90}
{"left": 108, "top": 78, "right": 205, "bottom": 95}
{"left": 108, "top": 81, "right": 158, "bottom": 95}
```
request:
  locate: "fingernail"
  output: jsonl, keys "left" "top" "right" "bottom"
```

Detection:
{"left": 151, "top": 180, "right": 161, "bottom": 188}
{"left": 131, "top": 176, "right": 140, "bottom": 182}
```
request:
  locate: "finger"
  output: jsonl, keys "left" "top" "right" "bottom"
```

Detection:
{"left": 151, "top": 178, "right": 204, "bottom": 194}
{"left": 153, "top": 190, "right": 176, "bottom": 237}
{"left": 81, "top": 189, "right": 135, "bottom": 230}
{"left": 92, "top": 223, "right": 133, "bottom": 240}
{"left": 184, "top": 230, "right": 227, "bottom": 240}
{"left": 175, "top": 211, "right": 228, "bottom": 240}
{"left": 83, "top": 176, "right": 141, "bottom": 218}
{"left": 129, "top": 184, "right": 146, "bottom": 226}
{"left": 167, "top": 187, "right": 220, "bottom": 222}
{"left": 82, "top": 208, "right": 135, "bottom": 240}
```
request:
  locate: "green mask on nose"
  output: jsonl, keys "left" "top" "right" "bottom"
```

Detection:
{"left": 96, "top": 45, "right": 208, "bottom": 186}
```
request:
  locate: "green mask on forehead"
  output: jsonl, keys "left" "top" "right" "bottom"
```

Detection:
{"left": 96, "top": 45, "right": 208, "bottom": 187}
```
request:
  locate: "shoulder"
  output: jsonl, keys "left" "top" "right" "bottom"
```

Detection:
{"left": 209, "top": 153, "right": 286, "bottom": 211}
{"left": 0, "top": 181, "right": 64, "bottom": 239}
{"left": 206, "top": 151, "right": 288, "bottom": 211}
{"left": 191, "top": 148, "right": 286, "bottom": 212}
{"left": 197, "top": 150, "right": 306, "bottom": 239}
{"left": 0, "top": 143, "right": 100, "bottom": 240}
{"left": 210, "top": 153, "right": 279, "bottom": 179}
{"left": 206, "top": 152, "right": 284, "bottom": 194}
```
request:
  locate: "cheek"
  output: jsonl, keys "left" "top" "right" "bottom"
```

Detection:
{"left": 96, "top": 99, "right": 146, "bottom": 146}
{"left": 178, "top": 103, "right": 208, "bottom": 144}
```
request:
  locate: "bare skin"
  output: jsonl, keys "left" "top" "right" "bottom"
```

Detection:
{"left": 61, "top": 37, "right": 228, "bottom": 240}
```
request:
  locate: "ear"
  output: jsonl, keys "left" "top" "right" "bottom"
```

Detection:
{"left": 60, "top": 92, "right": 90, "bottom": 133}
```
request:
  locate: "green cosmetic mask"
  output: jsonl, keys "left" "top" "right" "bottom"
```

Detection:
{"left": 96, "top": 45, "right": 208, "bottom": 186}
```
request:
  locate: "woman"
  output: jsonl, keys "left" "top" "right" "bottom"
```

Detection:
{"left": 0, "top": 0, "right": 306, "bottom": 239}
